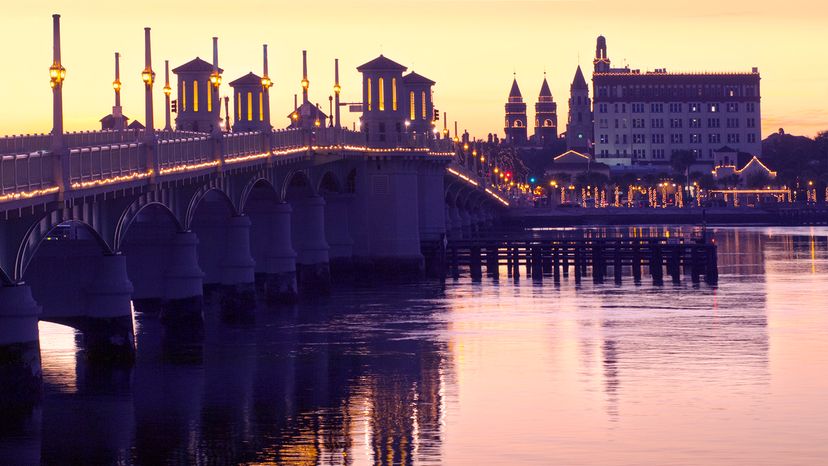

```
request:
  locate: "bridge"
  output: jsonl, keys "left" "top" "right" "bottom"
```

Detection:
{"left": 0, "top": 15, "right": 511, "bottom": 403}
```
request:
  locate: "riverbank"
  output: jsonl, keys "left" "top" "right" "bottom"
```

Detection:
{"left": 506, "top": 206, "right": 828, "bottom": 227}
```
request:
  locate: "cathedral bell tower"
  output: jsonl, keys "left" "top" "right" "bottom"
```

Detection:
{"left": 565, "top": 66, "right": 593, "bottom": 152}
{"left": 504, "top": 77, "right": 527, "bottom": 145}
{"left": 533, "top": 74, "right": 557, "bottom": 146}
{"left": 594, "top": 35, "right": 611, "bottom": 73}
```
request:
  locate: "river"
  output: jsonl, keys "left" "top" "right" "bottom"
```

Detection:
{"left": 2, "top": 226, "right": 827, "bottom": 465}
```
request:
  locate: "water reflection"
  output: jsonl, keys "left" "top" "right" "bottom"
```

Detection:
{"left": 1, "top": 227, "right": 828, "bottom": 465}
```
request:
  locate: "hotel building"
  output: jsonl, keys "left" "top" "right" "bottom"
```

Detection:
{"left": 591, "top": 36, "right": 762, "bottom": 167}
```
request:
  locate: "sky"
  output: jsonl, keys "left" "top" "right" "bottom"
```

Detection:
{"left": 2, "top": 0, "right": 827, "bottom": 140}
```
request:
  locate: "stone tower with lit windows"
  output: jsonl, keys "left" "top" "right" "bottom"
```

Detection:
{"left": 533, "top": 75, "right": 558, "bottom": 146}
{"left": 594, "top": 35, "right": 611, "bottom": 73}
{"left": 229, "top": 72, "right": 268, "bottom": 132}
{"left": 402, "top": 71, "right": 436, "bottom": 144}
{"left": 504, "top": 78, "right": 528, "bottom": 145}
{"left": 565, "top": 66, "right": 593, "bottom": 152}
{"left": 173, "top": 57, "right": 222, "bottom": 132}
{"left": 357, "top": 55, "right": 408, "bottom": 147}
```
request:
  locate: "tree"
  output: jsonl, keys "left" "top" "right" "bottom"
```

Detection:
{"left": 575, "top": 171, "right": 609, "bottom": 188}
{"left": 745, "top": 172, "right": 772, "bottom": 189}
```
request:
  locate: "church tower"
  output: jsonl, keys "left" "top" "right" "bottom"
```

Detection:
{"left": 565, "top": 66, "right": 593, "bottom": 152}
{"left": 594, "top": 35, "right": 610, "bottom": 73}
{"left": 533, "top": 75, "right": 557, "bottom": 146}
{"left": 504, "top": 77, "right": 527, "bottom": 145}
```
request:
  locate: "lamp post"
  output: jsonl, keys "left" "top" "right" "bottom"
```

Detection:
{"left": 141, "top": 27, "right": 155, "bottom": 137}
{"left": 113, "top": 52, "right": 123, "bottom": 130}
{"left": 334, "top": 58, "right": 341, "bottom": 129}
{"left": 210, "top": 37, "right": 222, "bottom": 136}
{"left": 49, "top": 14, "right": 66, "bottom": 153}
{"left": 163, "top": 60, "right": 171, "bottom": 131}
{"left": 261, "top": 44, "right": 272, "bottom": 130}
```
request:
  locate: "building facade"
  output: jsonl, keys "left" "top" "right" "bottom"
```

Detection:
{"left": 533, "top": 76, "right": 558, "bottom": 146}
{"left": 565, "top": 66, "right": 592, "bottom": 152}
{"left": 591, "top": 36, "right": 762, "bottom": 167}
{"left": 504, "top": 78, "right": 528, "bottom": 145}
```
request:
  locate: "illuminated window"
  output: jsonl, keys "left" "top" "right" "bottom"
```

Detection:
{"left": 409, "top": 91, "right": 415, "bottom": 120}
{"left": 378, "top": 78, "right": 385, "bottom": 111}
{"left": 392, "top": 78, "right": 397, "bottom": 111}
{"left": 259, "top": 92, "right": 263, "bottom": 121}
{"left": 237, "top": 92, "right": 241, "bottom": 119}
{"left": 367, "top": 78, "right": 372, "bottom": 111}
{"left": 193, "top": 80, "right": 199, "bottom": 112}
{"left": 207, "top": 80, "right": 212, "bottom": 112}
{"left": 421, "top": 91, "right": 426, "bottom": 119}
{"left": 247, "top": 92, "right": 253, "bottom": 121}
{"left": 182, "top": 81, "right": 187, "bottom": 111}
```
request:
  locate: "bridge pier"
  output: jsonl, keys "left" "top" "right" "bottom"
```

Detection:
{"left": 218, "top": 215, "right": 257, "bottom": 315}
{"left": 161, "top": 231, "right": 205, "bottom": 327}
{"left": 249, "top": 201, "right": 298, "bottom": 304}
{"left": 0, "top": 285, "right": 42, "bottom": 407}
{"left": 324, "top": 193, "right": 355, "bottom": 280}
{"left": 418, "top": 163, "right": 447, "bottom": 242}
{"left": 291, "top": 195, "right": 331, "bottom": 293}
{"left": 79, "top": 254, "right": 135, "bottom": 362}
{"left": 448, "top": 205, "right": 463, "bottom": 238}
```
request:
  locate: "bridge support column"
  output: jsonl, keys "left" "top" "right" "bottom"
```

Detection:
{"left": 291, "top": 195, "right": 330, "bottom": 293}
{"left": 418, "top": 164, "right": 447, "bottom": 242}
{"left": 448, "top": 205, "right": 463, "bottom": 238}
{"left": 251, "top": 202, "right": 298, "bottom": 304}
{"left": 218, "top": 215, "right": 256, "bottom": 313}
{"left": 0, "top": 285, "right": 42, "bottom": 406}
{"left": 460, "top": 208, "right": 473, "bottom": 238}
{"left": 324, "top": 194, "right": 354, "bottom": 279}
{"left": 162, "top": 232, "right": 204, "bottom": 327}
{"left": 82, "top": 254, "right": 135, "bottom": 362}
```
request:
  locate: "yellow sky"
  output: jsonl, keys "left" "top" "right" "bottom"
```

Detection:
{"left": 2, "top": 0, "right": 827, "bottom": 139}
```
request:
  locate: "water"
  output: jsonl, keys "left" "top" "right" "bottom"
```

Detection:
{"left": 2, "top": 226, "right": 828, "bottom": 465}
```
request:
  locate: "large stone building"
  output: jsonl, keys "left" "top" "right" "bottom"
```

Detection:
{"left": 591, "top": 36, "right": 762, "bottom": 167}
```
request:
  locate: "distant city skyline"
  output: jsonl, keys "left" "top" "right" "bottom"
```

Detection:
{"left": 2, "top": 0, "right": 826, "bottom": 139}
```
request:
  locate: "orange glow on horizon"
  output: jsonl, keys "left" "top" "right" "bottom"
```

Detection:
{"left": 1, "top": 1, "right": 826, "bottom": 139}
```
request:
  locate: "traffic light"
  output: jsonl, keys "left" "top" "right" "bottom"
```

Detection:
{"left": 529, "top": 177, "right": 536, "bottom": 184}
{"left": 433, "top": 108, "right": 440, "bottom": 121}
{"left": 171, "top": 100, "right": 177, "bottom": 113}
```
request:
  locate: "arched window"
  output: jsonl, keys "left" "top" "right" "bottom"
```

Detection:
{"left": 367, "top": 78, "right": 372, "bottom": 111}
{"left": 247, "top": 92, "right": 253, "bottom": 121}
{"left": 409, "top": 91, "right": 415, "bottom": 120}
{"left": 182, "top": 81, "right": 187, "bottom": 111}
{"left": 422, "top": 91, "right": 426, "bottom": 119}
{"left": 259, "top": 92, "right": 263, "bottom": 121}
{"left": 378, "top": 77, "right": 385, "bottom": 111}
{"left": 207, "top": 80, "right": 212, "bottom": 112}
{"left": 513, "top": 120, "right": 523, "bottom": 128}
{"left": 193, "top": 80, "right": 199, "bottom": 112}
{"left": 392, "top": 78, "right": 397, "bottom": 111}
{"left": 544, "top": 119, "right": 553, "bottom": 127}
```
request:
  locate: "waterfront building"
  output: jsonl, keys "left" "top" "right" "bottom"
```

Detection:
{"left": 712, "top": 146, "right": 777, "bottom": 185}
{"left": 229, "top": 72, "right": 267, "bottom": 132}
{"left": 173, "top": 57, "right": 223, "bottom": 132}
{"left": 565, "top": 66, "right": 593, "bottom": 153}
{"left": 591, "top": 36, "right": 762, "bottom": 168}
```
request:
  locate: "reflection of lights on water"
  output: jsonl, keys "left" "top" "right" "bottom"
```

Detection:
{"left": 38, "top": 321, "right": 79, "bottom": 393}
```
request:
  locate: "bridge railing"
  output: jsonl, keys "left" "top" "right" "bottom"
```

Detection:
{"left": 157, "top": 136, "right": 212, "bottom": 170}
{"left": 68, "top": 143, "right": 144, "bottom": 186}
{"left": 1, "top": 151, "right": 55, "bottom": 196}
{"left": 223, "top": 132, "right": 264, "bottom": 157}
{"left": 271, "top": 128, "right": 306, "bottom": 151}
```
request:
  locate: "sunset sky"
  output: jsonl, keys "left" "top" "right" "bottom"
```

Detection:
{"left": 2, "top": 0, "right": 826, "bottom": 139}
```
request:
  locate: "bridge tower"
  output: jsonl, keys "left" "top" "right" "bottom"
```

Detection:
{"left": 172, "top": 43, "right": 223, "bottom": 133}
{"left": 357, "top": 55, "right": 407, "bottom": 147}
{"left": 402, "top": 71, "right": 435, "bottom": 146}
{"left": 229, "top": 72, "right": 266, "bottom": 132}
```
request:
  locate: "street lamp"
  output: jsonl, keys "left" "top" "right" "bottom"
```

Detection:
{"left": 141, "top": 68, "right": 154, "bottom": 86}
{"left": 261, "top": 76, "right": 272, "bottom": 89}
{"left": 49, "top": 62, "right": 66, "bottom": 88}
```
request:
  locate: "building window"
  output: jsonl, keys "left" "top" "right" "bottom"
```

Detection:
{"left": 652, "top": 118, "right": 664, "bottom": 129}
{"left": 409, "top": 91, "right": 415, "bottom": 120}
{"left": 182, "top": 81, "right": 187, "bottom": 111}
{"left": 727, "top": 133, "right": 740, "bottom": 144}
{"left": 236, "top": 92, "right": 241, "bottom": 119}
{"left": 207, "top": 80, "right": 212, "bottom": 112}
{"left": 652, "top": 134, "right": 665, "bottom": 144}
{"left": 259, "top": 92, "right": 263, "bottom": 121}
{"left": 599, "top": 103, "right": 608, "bottom": 113}
{"left": 747, "top": 102, "right": 756, "bottom": 112}
{"left": 747, "top": 118, "right": 756, "bottom": 128}
{"left": 670, "top": 118, "right": 682, "bottom": 128}
{"left": 599, "top": 118, "right": 608, "bottom": 129}
{"left": 633, "top": 134, "right": 645, "bottom": 144}
{"left": 690, "top": 118, "right": 701, "bottom": 128}
{"left": 708, "top": 103, "right": 719, "bottom": 113}
{"left": 247, "top": 92, "right": 253, "bottom": 121}
{"left": 367, "top": 78, "right": 372, "bottom": 111}
{"left": 632, "top": 103, "right": 645, "bottom": 113}
{"left": 669, "top": 103, "right": 682, "bottom": 113}
{"left": 671, "top": 134, "right": 683, "bottom": 144}
{"left": 422, "top": 91, "right": 427, "bottom": 119}
{"left": 193, "top": 80, "right": 199, "bottom": 112}
{"left": 727, "top": 103, "right": 738, "bottom": 112}
{"left": 709, "top": 133, "right": 721, "bottom": 144}
{"left": 544, "top": 119, "right": 554, "bottom": 127}
{"left": 633, "top": 118, "right": 645, "bottom": 128}
{"left": 690, "top": 133, "right": 701, "bottom": 144}
{"left": 378, "top": 77, "right": 385, "bottom": 111}
{"left": 726, "top": 118, "right": 740, "bottom": 128}
{"left": 708, "top": 118, "right": 720, "bottom": 128}
{"left": 651, "top": 103, "right": 664, "bottom": 113}
{"left": 599, "top": 134, "right": 608, "bottom": 144}
{"left": 392, "top": 78, "right": 397, "bottom": 111}
{"left": 689, "top": 103, "right": 701, "bottom": 113}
